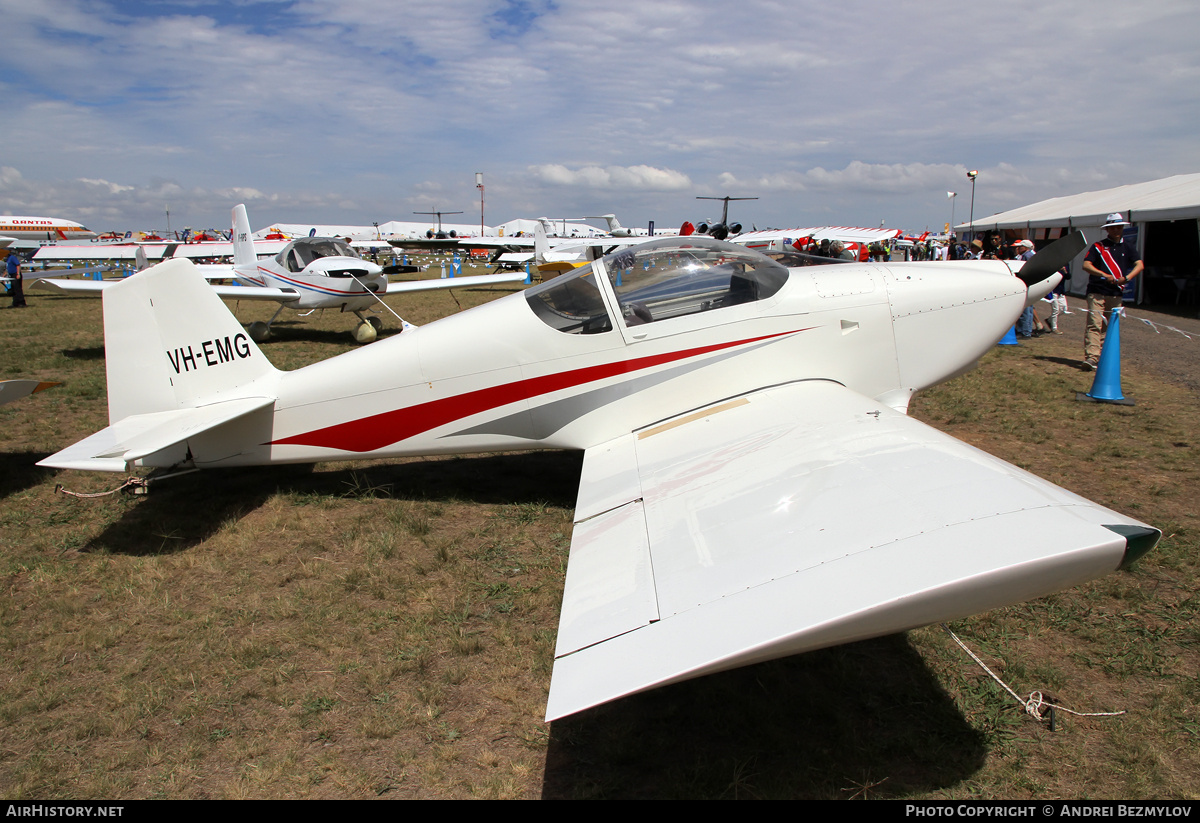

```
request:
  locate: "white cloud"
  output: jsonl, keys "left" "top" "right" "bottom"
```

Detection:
{"left": 0, "top": 0, "right": 1195, "bottom": 232}
{"left": 530, "top": 164, "right": 691, "bottom": 191}
{"left": 78, "top": 178, "right": 135, "bottom": 195}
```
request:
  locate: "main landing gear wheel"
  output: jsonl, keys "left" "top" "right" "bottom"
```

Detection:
{"left": 248, "top": 321, "right": 271, "bottom": 343}
{"left": 353, "top": 321, "right": 378, "bottom": 344}
{"left": 367, "top": 316, "right": 384, "bottom": 333}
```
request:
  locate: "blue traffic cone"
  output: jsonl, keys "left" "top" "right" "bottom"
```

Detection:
{"left": 997, "top": 325, "right": 1019, "bottom": 346}
{"left": 1078, "top": 307, "right": 1134, "bottom": 405}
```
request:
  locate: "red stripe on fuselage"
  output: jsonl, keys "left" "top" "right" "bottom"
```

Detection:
{"left": 271, "top": 329, "right": 807, "bottom": 452}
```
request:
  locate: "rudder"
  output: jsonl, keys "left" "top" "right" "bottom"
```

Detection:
{"left": 232, "top": 203, "right": 258, "bottom": 276}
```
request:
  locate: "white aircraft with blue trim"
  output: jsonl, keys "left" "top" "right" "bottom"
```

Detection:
{"left": 31, "top": 205, "right": 526, "bottom": 343}
{"left": 39, "top": 230, "right": 1158, "bottom": 722}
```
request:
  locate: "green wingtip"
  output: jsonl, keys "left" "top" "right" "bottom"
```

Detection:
{"left": 1106, "top": 524, "right": 1161, "bottom": 570}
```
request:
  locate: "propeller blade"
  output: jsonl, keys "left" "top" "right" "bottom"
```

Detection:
{"left": 1016, "top": 231, "right": 1086, "bottom": 286}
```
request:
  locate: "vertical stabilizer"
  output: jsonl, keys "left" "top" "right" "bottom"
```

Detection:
{"left": 103, "top": 257, "right": 278, "bottom": 423}
{"left": 232, "top": 203, "right": 257, "bottom": 277}
{"left": 591, "top": 214, "right": 621, "bottom": 233}
{"left": 534, "top": 221, "right": 549, "bottom": 265}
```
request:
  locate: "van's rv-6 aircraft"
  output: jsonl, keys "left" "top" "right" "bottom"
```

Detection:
{"left": 39, "top": 232, "right": 1159, "bottom": 721}
{"left": 31, "top": 205, "right": 526, "bottom": 343}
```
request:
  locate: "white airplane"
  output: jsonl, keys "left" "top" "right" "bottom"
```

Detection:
{"left": 31, "top": 205, "right": 526, "bottom": 343}
{"left": 0, "top": 216, "right": 98, "bottom": 249}
{"left": 690, "top": 195, "right": 758, "bottom": 241}
{"left": 524, "top": 222, "right": 696, "bottom": 276}
{"left": 394, "top": 219, "right": 647, "bottom": 276}
{"left": 38, "top": 231, "right": 1158, "bottom": 722}
{"left": 588, "top": 214, "right": 649, "bottom": 238}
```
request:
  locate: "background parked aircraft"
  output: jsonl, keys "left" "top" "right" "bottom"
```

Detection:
{"left": 31, "top": 205, "right": 525, "bottom": 343}
{"left": 690, "top": 195, "right": 758, "bottom": 241}
{"left": 0, "top": 216, "right": 97, "bottom": 249}
{"left": 587, "top": 214, "right": 650, "bottom": 238}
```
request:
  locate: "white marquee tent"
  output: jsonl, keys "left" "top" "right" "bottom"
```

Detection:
{"left": 957, "top": 173, "right": 1200, "bottom": 231}
{"left": 957, "top": 174, "right": 1200, "bottom": 304}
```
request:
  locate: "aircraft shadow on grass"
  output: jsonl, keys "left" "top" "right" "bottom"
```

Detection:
{"left": 83, "top": 450, "right": 584, "bottom": 556}
{"left": 0, "top": 452, "right": 57, "bottom": 500}
{"left": 541, "top": 633, "right": 988, "bottom": 799}
{"left": 62, "top": 346, "right": 105, "bottom": 360}
{"left": 79, "top": 452, "right": 991, "bottom": 797}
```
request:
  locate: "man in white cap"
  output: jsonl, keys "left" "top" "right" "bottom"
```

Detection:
{"left": 1080, "top": 213, "right": 1142, "bottom": 369}
{"left": 1015, "top": 239, "right": 1037, "bottom": 337}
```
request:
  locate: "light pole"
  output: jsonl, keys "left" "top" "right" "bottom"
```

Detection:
{"left": 967, "top": 170, "right": 979, "bottom": 231}
{"left": 476, "top": 172, "right": 485, "bottom": 236}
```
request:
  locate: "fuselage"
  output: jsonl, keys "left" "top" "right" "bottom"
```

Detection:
{"left": 170, "top": 240, "right": 1029, "bottom": 471}
{"left": 236, "top": 236, "right": 387, "bottom": 312}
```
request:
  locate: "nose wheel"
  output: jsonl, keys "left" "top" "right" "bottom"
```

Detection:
{"left": 248, "top": 305, "right": 286, "bottom": 342}
{"left": 352, "top": 311, "right": 385, "bottom": 344}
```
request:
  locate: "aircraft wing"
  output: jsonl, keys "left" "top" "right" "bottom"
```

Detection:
{"left": 33, "top": 245, "right": 150, "bottom": 262}
{"left": 389, "top": 236, "right": 540, "bottom": 249}
{"left": 30, "top": 276, "right": 299, "bottom": 303}
{"left": 547, "top": 379, "right": 1157, "bottom": 720}
{"left": 384, "top": 272, "right": 526, "bottom": 294}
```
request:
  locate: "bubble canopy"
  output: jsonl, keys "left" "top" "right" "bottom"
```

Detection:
{"left": 525, "top": 238, "right": 790, "bottom": 334}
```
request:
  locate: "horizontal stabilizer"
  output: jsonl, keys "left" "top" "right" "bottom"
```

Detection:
{"left": 39, "top": 397, "right": 274, "bottom": 472}
{"left": 548, "top": 380, "right": 1158, "bottom": 720}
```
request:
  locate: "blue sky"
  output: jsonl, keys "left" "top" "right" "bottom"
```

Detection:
{"left": 2, "top": 0, "right": 1197, "bottom": 235}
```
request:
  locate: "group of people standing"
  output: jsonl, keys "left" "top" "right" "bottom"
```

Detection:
{"left": 953, "top": 212, "right": 1143, "bottom": 370}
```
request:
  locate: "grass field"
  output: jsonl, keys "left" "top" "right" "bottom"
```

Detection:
{"left": 1, "top": 267, "right": 1197, "bottom": 799}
